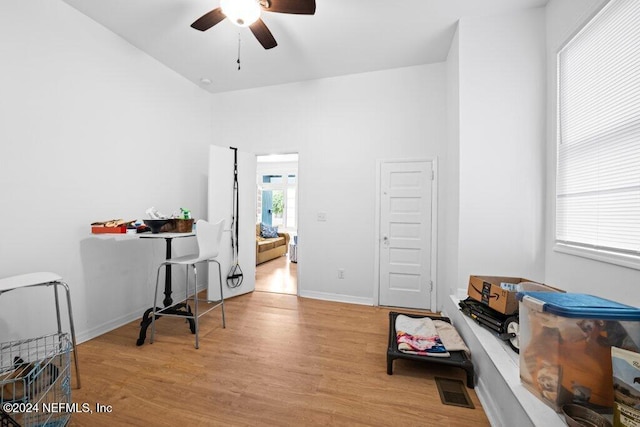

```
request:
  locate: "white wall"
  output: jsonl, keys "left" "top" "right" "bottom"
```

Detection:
{"left": 544, "top": 0, "right": 640, "bottom": 307}
{"left": 443, "top": 12, "right": 552, "bottom": 426}
{"left": 444, "top": 27, "right": 461, "bottom": 299}
{"left": 455, "top": 8, "right": 547, "bottom": 291}
{"left": 0, "top": 0, "right": 213, "bottom": 343}
{"left": 210, "top": 64, "right": 449, "bottom": 307}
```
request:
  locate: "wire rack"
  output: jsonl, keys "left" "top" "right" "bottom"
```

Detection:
{"left": 0, "top": 333, "right": 71, "bottom": 427}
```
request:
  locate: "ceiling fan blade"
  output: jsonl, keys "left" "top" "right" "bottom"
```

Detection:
{"left": 249, "top": 19, "right": 278, "bottom": 49}
{"left": 261, "top": 0, "right": 316, "bottom": 15}
{"left": 191, "top": 7, "right": 226, "bottom": 31}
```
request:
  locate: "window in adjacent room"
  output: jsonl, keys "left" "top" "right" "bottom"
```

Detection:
{"left": 555, "top": 0, "right": 640, "bottom": 268}
{"left": 256, "top": 154, "right": 298, "bottom": 232}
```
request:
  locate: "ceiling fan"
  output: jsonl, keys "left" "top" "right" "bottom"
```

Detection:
{"left": 191, "top": 0, "right": 316, "bottom": 50}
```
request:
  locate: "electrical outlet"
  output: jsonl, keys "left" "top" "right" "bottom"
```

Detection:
{"left": 338, "top": 269, "right": 345, "bottom": 279}
{"left": 317, "top": 212, "right": 327, "bottom": 222}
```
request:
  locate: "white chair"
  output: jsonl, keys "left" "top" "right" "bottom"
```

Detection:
{"left": 150, "top": 219, "right": 225, "bottom": 349}
{"left": 0, "top": 272, "right": 81, "bottom": 388}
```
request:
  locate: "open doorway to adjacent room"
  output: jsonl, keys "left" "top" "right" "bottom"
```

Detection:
{"left": 255, "top": 153, "right": 298, "bottom": 295}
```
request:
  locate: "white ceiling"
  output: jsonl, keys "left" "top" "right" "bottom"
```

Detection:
{"left": 62, "top": 0, "right": 548, "bottom": 94}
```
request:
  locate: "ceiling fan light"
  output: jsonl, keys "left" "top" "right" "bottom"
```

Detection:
{"left": 220, "top": 0, "right": 261, "bottom": 27}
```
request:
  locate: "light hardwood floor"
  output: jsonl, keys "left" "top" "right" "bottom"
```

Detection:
{"left": 255, "top": 255, "right": 297, "bottom": 295}
{"left": 69, "top": 292, "right": 489, "bottom": 426}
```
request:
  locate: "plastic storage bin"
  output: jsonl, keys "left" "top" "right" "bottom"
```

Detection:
{"left": 517, "top": 292, "right": 640, "bottom": 412}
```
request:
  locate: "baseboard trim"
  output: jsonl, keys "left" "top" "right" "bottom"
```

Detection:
{"left": 298, "top": 290, "right": 373, "bottom": 306}
{"left": 76, "top": 309, "right": 142, "bottom": 344}
{"left": 75, "top": 284, "right": 209, "bottom": 344}
{"left": 474, "top": 375, "right": 505, "bottom": 427}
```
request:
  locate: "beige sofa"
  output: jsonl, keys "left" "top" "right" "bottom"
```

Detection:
{"left": 256, "top": 224, "right": 290, "bottom": 265}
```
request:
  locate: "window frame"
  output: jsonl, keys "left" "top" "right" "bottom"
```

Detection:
{"left": 257, "top": 171, "right": 298, "bottom": 231}
{"left": 553, "top": 0, "right": 640, "bottom": 270}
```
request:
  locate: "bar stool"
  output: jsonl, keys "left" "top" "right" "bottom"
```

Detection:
{"left": 0, "top": 272, "right": 81, "bottom": 388}
{"left": 150, "top": 219, "right": 226, "bottom": 349}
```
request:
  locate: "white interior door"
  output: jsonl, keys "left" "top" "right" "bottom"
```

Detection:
{"left": 208, "top": 145, "right": 256, "bottom": 300}
{"left": 379, "top": 160, "right": 434, "bottom": 310}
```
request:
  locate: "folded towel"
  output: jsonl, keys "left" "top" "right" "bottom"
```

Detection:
{"left": 396, "top": 315, "right": 450, "bottom": 357}
{"left": 433, "top": 320, "right": 471, "bottom": 358}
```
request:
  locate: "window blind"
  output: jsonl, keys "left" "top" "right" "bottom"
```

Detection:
{"left": 556, "top": 0, "right": 640, "bottom": 256}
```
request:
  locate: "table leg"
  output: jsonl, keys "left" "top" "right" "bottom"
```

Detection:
{"left": 136, "top": 236, "right": 195, "bottom": 346}
{"left": 136, "top": 307, "right": 155, "bottom": 346}
{"left": 163, "top": 238, "right": 173, "bottom": 307}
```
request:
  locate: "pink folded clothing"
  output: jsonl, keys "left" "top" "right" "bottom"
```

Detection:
{"left": 396, "top": 315, "right": 450, "bottom": 357}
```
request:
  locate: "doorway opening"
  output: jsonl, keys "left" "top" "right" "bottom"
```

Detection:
{"left": 255, "top": 153, "right": 298, "bottom": 295}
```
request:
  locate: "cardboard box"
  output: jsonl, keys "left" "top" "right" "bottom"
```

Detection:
{"left": 612, "top": 347, "right": 640, "bottom": 425}
{"left": 467, "top": 275, "right": 548, "bottom": 315}
{"left": 518, "top": 292, "right": 640, "bottom": 412}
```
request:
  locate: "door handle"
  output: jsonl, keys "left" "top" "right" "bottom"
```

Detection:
{"left": 382, "top": 235, "right": 389, "bottom": 246}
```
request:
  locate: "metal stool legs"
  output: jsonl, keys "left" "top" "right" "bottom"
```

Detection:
{"left": 0, "top": 273, "right": 81, "bottom": 389}
{"left": 211, "top": 259, "right": 226, "bottom": 330}
{"left": 54, "top": 280, "right": 81, "bottom": 389}
{"left": 150, "top": 259, "right": 225, "bottom": 349}
{"left": 192, "top": 260, "right": 226, "bottom": 349}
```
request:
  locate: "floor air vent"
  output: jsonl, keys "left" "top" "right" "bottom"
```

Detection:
{"left": 435, "top": 377, "right": 475, "bottom": 409}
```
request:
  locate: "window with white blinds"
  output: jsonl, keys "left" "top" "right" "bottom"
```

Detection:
{"left": 556, "top": 0, "right": 640, "bottom": 263}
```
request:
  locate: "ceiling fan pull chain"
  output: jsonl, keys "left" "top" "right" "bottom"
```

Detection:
{"left": 237, "top": 32, "right": 241, "bottom": 70}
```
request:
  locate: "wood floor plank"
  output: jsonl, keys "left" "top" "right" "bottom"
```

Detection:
{"left": 68, "top": 292, "right": 489, "bottom": 426}
{"left": 255, "top": 255, "right": 297, "bottom": 294}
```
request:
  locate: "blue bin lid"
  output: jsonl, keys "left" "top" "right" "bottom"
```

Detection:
{"left": 516, "top": 292, "right": 640, "bottom": 320}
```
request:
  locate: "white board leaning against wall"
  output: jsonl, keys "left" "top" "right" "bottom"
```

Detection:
{"left": 208, "top": 145, "right": 256, "bottom": 300}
